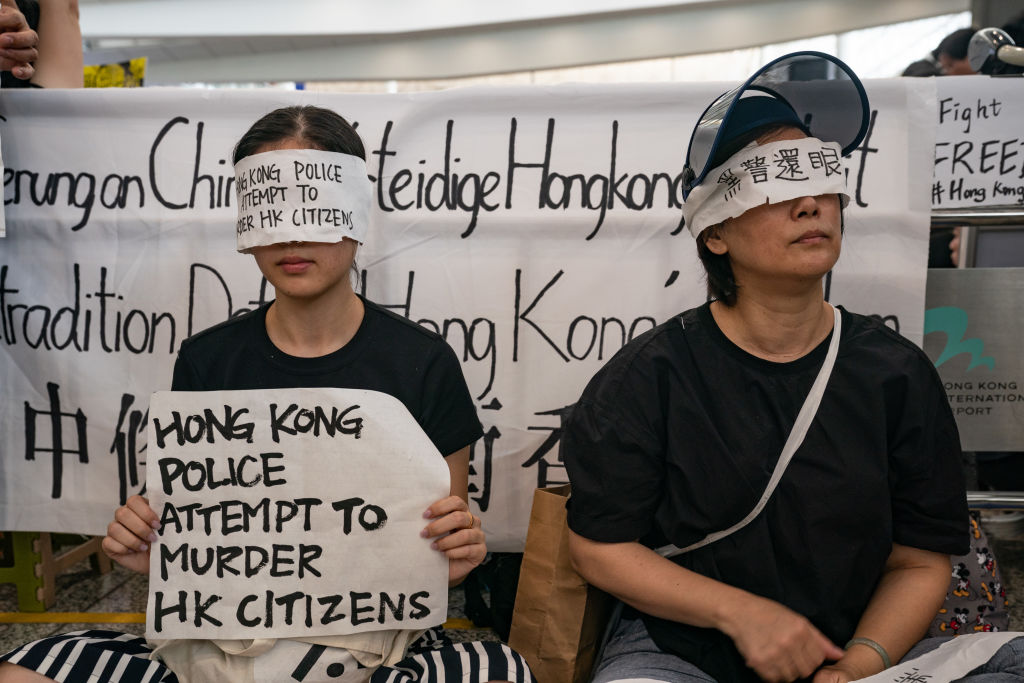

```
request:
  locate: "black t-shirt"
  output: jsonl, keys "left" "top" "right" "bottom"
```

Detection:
{"left": 172, "top": 298, "right": 483, "bottom": 457}
{"left": 564, "top": 303, "right": 968, "bottom": 675}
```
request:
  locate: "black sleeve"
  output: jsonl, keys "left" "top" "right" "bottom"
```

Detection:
{"left": 888, "top": 354, "right": 970, "bottom": 555}
{"left": 170, "top": 345, "right": 204, "bottom": 391}
{"left": 563, "top": 349, "right": 666, "bottom": 543}
{"left": 416, "top": 341, "right": 483, "bottom": 457}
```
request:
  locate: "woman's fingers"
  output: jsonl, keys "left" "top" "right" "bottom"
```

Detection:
{"left": 0, "top": 27, "right": 37, "bottom": 48}
{"left": 100, "top": 533, "right": 137, "bottom": 558}
{"left": 431, "top": 526, "right": 484, "bottom": 552}
{"left": 728, "top": 595, "right": 842, "bottom": 682}
{"left": 127, "top": 494, "right": 160, "bottom": 526}
{"left": 421, "top": 495, "right": 486, "bottom": 583}
{"left": 0, "top": 45, "right": 38, "bottom": 63}
{"left": 421, "top": 495, "right": 476, "bottom": 539}
{"left": 421, "top": 509, "right": 475, "bottom": 539}
{"left": 109, "top": 495, "right": 159, "bottom": 548}
{"left": 101, "top": 533, "right": 152, "bottom": 574}
{"left": 424, "top": 494, "right": 466, "bottom": 517}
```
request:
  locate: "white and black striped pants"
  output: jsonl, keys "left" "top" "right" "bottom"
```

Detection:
{"left": 1, "top": 628, "right": 533, "bottom": 683}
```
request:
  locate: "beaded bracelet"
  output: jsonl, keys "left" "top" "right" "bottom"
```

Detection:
{"left": 845, "top": 637, "right": 892, "bottom": 669}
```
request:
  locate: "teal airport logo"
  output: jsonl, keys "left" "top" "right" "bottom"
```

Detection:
{"left": 924, "top": 306, "right": 995, "bottom": 371}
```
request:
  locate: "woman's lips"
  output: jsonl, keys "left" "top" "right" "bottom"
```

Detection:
{"left": 794, "top": 230, "right": 828, "bottom": 244}
{"left": 278, "top": 256, "right": 313, "bottom": 274}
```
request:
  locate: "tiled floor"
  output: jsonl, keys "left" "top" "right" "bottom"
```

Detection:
{"left": 3, "top": 523, "right": 1024, "bottom": 658}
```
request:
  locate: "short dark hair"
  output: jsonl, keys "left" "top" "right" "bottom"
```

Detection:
{"left": 233, "top": 106, "right": 365, "bottom": 164}
{"left": 696, "top": 230, "right": 738, "bottom": 306}
{"left": 936, "top": 28, "right": 975, "bottom": 60}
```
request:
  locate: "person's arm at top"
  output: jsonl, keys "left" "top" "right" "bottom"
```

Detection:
{"left": 31, "top": 0, "right": 82, "bottom": 87}
{"left": 569, "top": 531, "right": 844, "bottom": 683}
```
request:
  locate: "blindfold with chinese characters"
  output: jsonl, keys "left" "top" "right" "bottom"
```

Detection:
{"left": 682, "top": 138, "right": 850, "bottom": 239}
{"left": 234, "top": 149, "right": 373, "bottom": 252}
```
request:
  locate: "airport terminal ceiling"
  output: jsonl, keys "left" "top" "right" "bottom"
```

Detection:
{"left": 79, "top": 0, "right": 971, "bottom": 85}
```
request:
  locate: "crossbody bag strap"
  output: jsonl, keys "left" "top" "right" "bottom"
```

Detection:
{"left": 657, "top": 304, "right": 842, "bottom": 560}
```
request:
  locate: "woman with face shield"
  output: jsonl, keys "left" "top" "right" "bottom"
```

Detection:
{"left": 562, "top": 53, "right": 1023, "bottom": 683}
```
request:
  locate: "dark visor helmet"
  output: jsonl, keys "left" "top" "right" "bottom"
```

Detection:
{"left": 681, "top": 51, "right": 870, "bottom": 200}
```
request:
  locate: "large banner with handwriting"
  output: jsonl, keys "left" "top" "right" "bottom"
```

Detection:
{"left": 0, "top": 79, "right": 935, "bottom": 549}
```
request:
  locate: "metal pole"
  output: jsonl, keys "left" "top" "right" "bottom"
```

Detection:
{"left": 967, "top": 491, "right": 1024, "bottom": 510}
{"left": 931, "top": 208, "right": 1024, "bottom": 227}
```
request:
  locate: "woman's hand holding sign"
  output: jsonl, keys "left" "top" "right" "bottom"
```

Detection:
{"left": 428, "top": 446, "right": 487, "bottom": 586}
{"left": 102, "top": 494, "right": 160, "bottom": 575}
{"left": 422, "top": 494, "right": 486, "bottom": 586}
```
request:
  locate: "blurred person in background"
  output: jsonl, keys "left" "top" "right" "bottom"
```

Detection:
{"left": 936, "top": 28, "right": 978, "bottom": 75}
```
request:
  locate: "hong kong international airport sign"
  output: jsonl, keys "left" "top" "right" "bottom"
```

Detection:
{"left": 924, "top": 268, "right": 1024, "bottom": 451}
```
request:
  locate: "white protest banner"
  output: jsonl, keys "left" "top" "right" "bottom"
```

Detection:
{"left": 145, "top": 387, "right": 450, "bottom": 640}
{"left": 0, "top": 79, "right": 934, "bottom": 549}
{"left": 0, "top": 130, "right": 5, "bottom": 238}
{"left": 235, "top": 149, "right": 372, "bottom": 250}
{"left": 932, "top": 75, "right": 1024, "bottom": 208}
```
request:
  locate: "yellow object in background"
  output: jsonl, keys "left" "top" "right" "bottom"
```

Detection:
{"left": 84, "top": 58, "right": 147, "bottom": 88}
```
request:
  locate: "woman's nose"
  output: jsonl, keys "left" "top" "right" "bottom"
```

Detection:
{"left": 793, "top": 196, "right": 820, "bottom": 218}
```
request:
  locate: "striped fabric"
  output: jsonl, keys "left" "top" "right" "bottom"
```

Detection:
{"left": 385, "top": 636, "right": 533, "bottom": 683}
{"left": 1, "top": 629, "right": 533, "bottom": 683}
{"left": 1, "top": 630, "right": 177, "bottom": 682}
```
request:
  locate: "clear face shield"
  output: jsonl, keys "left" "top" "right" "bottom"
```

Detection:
{"left": 681, "top": 51, "right": 871, "bottom": 201}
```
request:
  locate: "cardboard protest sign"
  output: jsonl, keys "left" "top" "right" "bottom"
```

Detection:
{"left": 145, "top": 387, "right": 450, "bottom": 640}
{"left": 234, "top": 149, "right": 372, "bottom": 250}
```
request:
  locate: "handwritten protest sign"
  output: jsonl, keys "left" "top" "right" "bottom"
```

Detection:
{"left": 234, "top": 149, "right": 372, "bottom": 250}
{"left": 932, "top": 76, "right": 1024, "bottom": 208}
{"left": 145, "top": 387, "right": 450, "bottom": 640}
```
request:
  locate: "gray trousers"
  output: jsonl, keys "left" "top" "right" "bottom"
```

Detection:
{"left": 591, "top": 616, "right": 1024, "bottom": 683}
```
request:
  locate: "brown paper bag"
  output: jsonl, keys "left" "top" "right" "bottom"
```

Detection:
{"left": 508, "top": 485, "right": 615, "bottom": 683}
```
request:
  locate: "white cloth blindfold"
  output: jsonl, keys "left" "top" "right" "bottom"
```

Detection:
{"left": 682, "top": 138, "right": 850, "bottom": 239}
{"left": 234, "top": 149, "right": 372, "bottom": 251}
